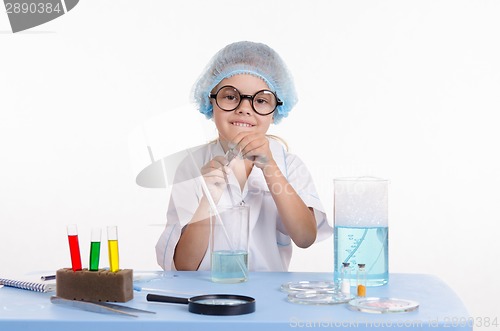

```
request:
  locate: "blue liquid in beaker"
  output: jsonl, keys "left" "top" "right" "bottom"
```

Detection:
{"left": 211, "top": 250, "right": 248, "bottom": 283}
{"left": 334, "top": 226, "right": 389, "bottom": 286}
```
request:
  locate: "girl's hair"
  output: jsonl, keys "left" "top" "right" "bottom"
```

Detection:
{"left": 266, "top": 135, "right": 289, "bottom": 151}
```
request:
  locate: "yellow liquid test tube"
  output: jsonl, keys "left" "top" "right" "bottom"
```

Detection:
{"left": 107, "top": 226, "right": 120, "bottom": 272}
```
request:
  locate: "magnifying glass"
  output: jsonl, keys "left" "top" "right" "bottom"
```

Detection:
{"left": 146, "top": 293, "right": 256, "bottom": 316}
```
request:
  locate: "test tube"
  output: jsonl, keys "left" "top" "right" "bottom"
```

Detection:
{"left": 340, "top": 262, "right": 351, "bottom": 296}
{"left": 67, "top": 224, "right": 82, "bottom": 271}
{"left": 107, "top": 226, "right": 120, "bottom": 272}
{"left": 357, "top": 263, "right": 367, "bottom": 297}
{"left": 89, "top": 228, "right": 101, "bottom": 271}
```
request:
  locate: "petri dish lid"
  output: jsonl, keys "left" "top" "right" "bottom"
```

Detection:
{"left": 281, "top": 280, "right": 336, "bottom": 293}
{"left": 348, "top": 297, "right": 419, "bottom": 314}
{"left": 288, "top": 291, "right": 354, "bottom": 305}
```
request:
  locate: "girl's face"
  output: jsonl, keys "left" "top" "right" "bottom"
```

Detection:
{"left": 211, "top": 74, "right": 274, "bottom": 146}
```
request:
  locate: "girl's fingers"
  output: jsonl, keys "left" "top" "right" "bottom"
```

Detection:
{"left": 202, "top": 157, "right": 231, "bottom": 176}
{"left": 230, "top": 133, "right": 267, "bottom": 155}
{"left": 232, "top": 134, "right": 271, "bottom": 167}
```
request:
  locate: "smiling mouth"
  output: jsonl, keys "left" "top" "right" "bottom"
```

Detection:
{"left": 231, "top": 121, "right": 254, "bottom": 127}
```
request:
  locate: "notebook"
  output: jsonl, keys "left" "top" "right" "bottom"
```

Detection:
{"left": 0, "top": 276, "right": 56, "bottom": 293}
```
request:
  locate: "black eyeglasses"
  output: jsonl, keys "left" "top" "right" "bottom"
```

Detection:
{"left": 209, "top": 85, "right": 283, "bottom": 116}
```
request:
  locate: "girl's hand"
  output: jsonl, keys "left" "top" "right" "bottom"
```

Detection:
{"left": 200, "top": 156, "right": 230, "bottom": 203}
{"left": 230, "top": 132, "right": 274, "bottom": 169}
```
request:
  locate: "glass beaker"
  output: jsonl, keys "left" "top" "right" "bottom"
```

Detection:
{"left": 210, "top": 205, "right": 250, "bottom": 283}
{"left": 333, "top": 177, "right": 388, "bottom": 287}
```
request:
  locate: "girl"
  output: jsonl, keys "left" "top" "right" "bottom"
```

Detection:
{"left": 156, "top": 41, "right": 331, "bottom": 271}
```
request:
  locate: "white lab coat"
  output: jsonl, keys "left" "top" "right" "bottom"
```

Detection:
{"left": 155, "top": 138, "right": 332, "bottom": 271}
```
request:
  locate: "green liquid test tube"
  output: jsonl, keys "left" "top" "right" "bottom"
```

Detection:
{"left": 107, "top": 226, "right": 120, "bottom": 272}
{"left": 89, "top": 228, "right": 101, "bottom": 271}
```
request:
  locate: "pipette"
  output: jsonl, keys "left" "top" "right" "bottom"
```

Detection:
{"left": 224, "top": 146, "right": 242, "bottom": 166}
{"left": 224, "top": 147, "right": 245, "bottom": 206}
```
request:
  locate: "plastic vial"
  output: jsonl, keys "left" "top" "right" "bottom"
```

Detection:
{"left": 340, "top": 262, "right": 351, "bottom": 295}
{"left": 357, "top": 263, "right": 367, "bottom": 297}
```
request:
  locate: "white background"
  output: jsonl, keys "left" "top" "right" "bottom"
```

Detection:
{"left": 1, "top": 0, "right": 499, "bottom": 326}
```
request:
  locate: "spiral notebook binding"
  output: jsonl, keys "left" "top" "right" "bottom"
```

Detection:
{"left": 0, "top": 278, "right": 56, "bottom": 293}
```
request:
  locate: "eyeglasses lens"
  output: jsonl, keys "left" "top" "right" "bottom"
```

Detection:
{"left": 217, "top": 87, "right": 240, "bottom": 110}
{"left": 253, "top": 90, "right": 277, "bottom": 115}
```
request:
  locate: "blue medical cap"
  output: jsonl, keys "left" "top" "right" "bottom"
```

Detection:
{"left": 192, "top": 41, "right": 298, "bottom": 124}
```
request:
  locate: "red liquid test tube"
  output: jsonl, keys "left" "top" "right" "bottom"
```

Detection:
{"left": 67, "top": 224, "right": 82, "bottom": 271}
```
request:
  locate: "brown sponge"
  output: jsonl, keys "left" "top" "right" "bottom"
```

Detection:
{"left": 56, "top": 268, "right": 133, "bottom": 302}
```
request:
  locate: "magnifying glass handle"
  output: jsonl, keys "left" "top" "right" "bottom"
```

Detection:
{"left": 146, "top": 294, "right": 189, "bottom": 305}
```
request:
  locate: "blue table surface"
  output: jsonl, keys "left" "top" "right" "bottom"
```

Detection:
{"left": 0, "top": 272, "right": 471, "bottom": 331}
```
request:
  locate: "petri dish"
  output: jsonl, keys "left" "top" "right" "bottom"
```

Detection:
{"left": 348, "top": 297, "right": 419, "bottom": 314}
{"left": 280, "top": 280, "right": 337, "bottom": 293}
{"left": 288, "top": 291, "right": 354, "bottom": 305}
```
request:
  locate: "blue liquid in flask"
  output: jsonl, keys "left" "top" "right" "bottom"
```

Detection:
{"left": 334, "top": 226, "right": 389, "bottom": 286}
